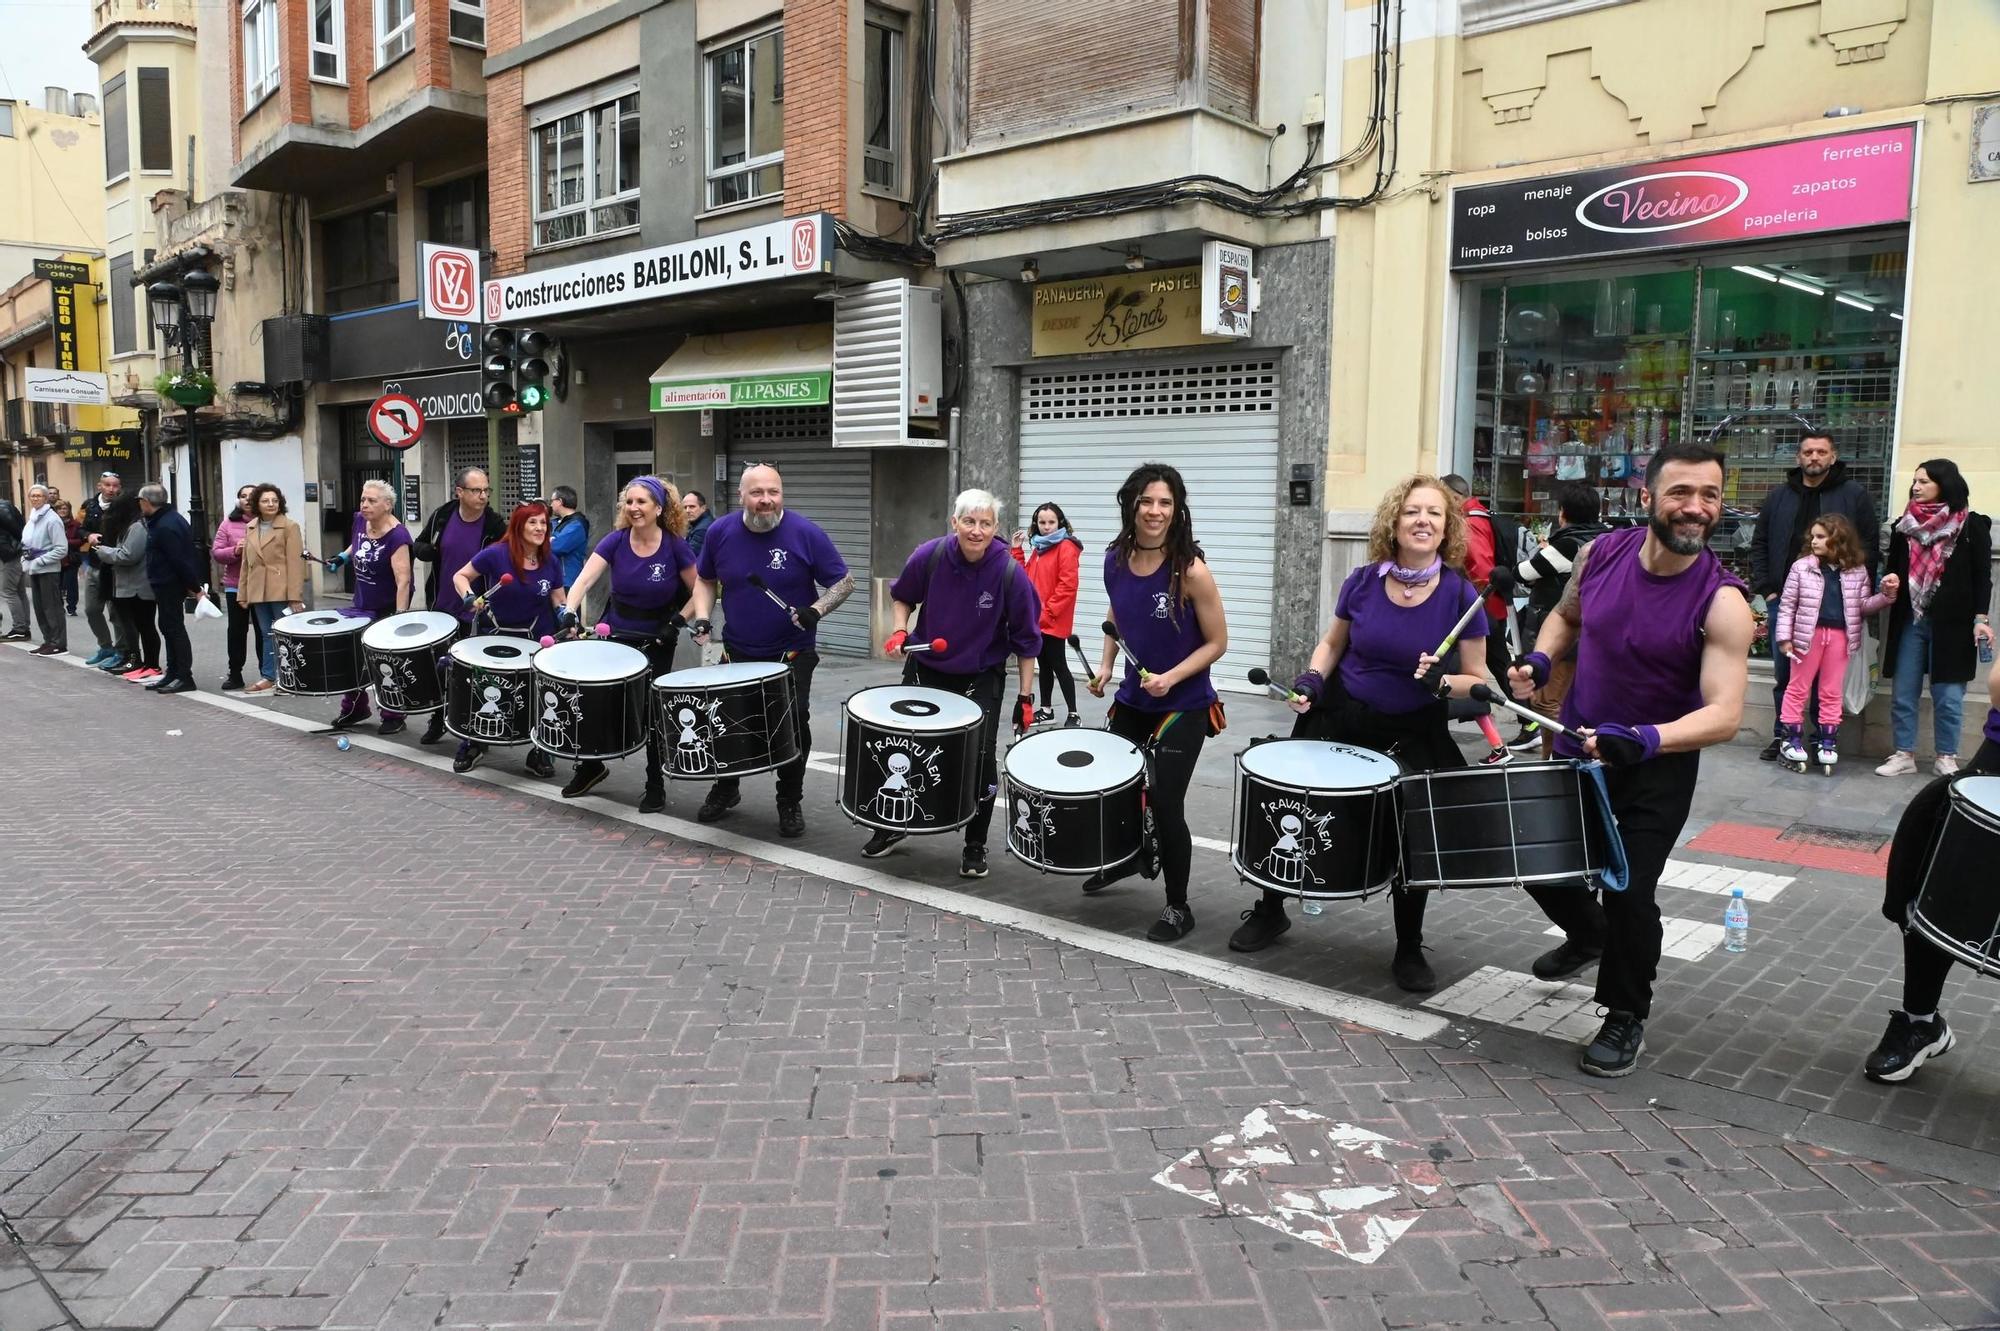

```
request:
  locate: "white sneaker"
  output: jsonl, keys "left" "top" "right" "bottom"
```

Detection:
{"left": 1934, "top": 755, "right": 1960, "bottom": 776}
{"left": 1875, "top": 752, "right": 1917, "bottom": 777}
{"left": 1779, "top": 738, "right": 1808, "bottom": 764}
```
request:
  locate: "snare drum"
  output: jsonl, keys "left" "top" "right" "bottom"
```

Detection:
{"left": 839, "top": 686, "right": 983, "bottom": 833}
{"left": 360, "top": 611, "right": 459, "bottom": 714}
{"left": 533, "top": 640, "right": 651, "bottom": 760}
{"left": 1004, "top": 729, "right": 1145, "bottom": 874}
{"left": 1399, "top": 760, "right": 1612, "bottom": 890}
{"left": 445, "top": 636, "right": 541, "bottom": 746}
{"left": 271, "top": 610, "right": 367, "bottom": 697}
{"left": 1231, "top": 741, "right": 1402, "bottom": 900}
{"left": 651, "top": 661, "right": 798, "bottom": 779}
{"left": 1909, "top": 776, "right": 2000, "bottom": 977}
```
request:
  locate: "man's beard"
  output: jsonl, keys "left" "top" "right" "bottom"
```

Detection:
{"left": 743, "top": 508, "right": 781, "bottom": 534}
{"left": 1649, "top": 505, "right": 1715, "bottom": 556}
{"left": 1801, "top": 460, "right": 1830, "bottom": 479}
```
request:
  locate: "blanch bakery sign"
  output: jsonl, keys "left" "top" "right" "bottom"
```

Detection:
{"left": 1449, "top": 124, "right": 1915, "bottom": 270}
{"left": 484, "top": 214, "right": 832, "bottom": 322}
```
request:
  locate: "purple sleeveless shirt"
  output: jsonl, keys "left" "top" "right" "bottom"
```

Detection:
{"left": 1104, "top": 549, "right": 1217, "bottom": 713}
{"left": 1555, "top": 525, "right": 1746, "bottom": 759}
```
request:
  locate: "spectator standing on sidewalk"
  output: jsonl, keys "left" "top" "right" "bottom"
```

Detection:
{"left": 682, "top": 490, "right": 714, "bottom": 556}
{"left": 0, "top": 493, "right": 27, "bottom": 640}
{"left": 1512, "top": 483, "right": 1611, "bottom": 756}
{"left": 1749, "top": 431, "right": 1878, "bottom": 761}
{"left": 90, "top": 495, "right": 158, "bottom": 679}
{"left": 1010, "top": 502, "right": 1083, "bottom": 726}
{"left": 548, "top": 486, "right": 591, "bottom": 591}
{"left": 210, "top": 485, "right": 264, "bottom": 691}
{"left": 411, "top": 469, "right": 504, "bottom": 744}
{"left": 56, "top": 501, "right": 82, "bottom": 616}
{"left": 79, "top": 473, "right": 131, "bottom": 667}
{"left": 20, "top": 485, "right": 67, "bottom": 654}
{"left": 237, "top": 484, "right": 305, "bottom": 695}
{"left": 138, "top": 484, "right": 205, "bottom": 695}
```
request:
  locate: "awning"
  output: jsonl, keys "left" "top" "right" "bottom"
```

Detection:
{"left": 649, "top": 323, "right": 832, "bottom": 412}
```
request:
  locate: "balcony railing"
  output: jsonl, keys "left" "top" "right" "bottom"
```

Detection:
{"left": 31, "top": 402, "right": 61, "bottom": 438}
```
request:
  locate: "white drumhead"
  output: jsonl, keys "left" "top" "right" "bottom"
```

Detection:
{"left": 1006, "top": 729, "right": 1143, "bottom": 793}
{"left": 362, "top": 610, "right": 459, "bottom": 652}
{"left": 653, "top": 661, "right": 788, "bottom": 690}
{"left": 846, "top": 685, "right": 983, "bottom": 731}
{"left": 1239, "top": 740, "right": 1400, "bottom": 791}
{"left": 273, "top": 610, "right": 364, "bottom": 638}
{"left": 450, "top": 635, "right": 541, "bottom": 670}
{"left": 537, "top": 639, "right": 648, "bottom": 683}
{"left": 1953, "top": 775, "right": 2000, "bottom": 817}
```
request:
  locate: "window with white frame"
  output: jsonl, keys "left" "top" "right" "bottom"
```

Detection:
{"left": 450, "top": 0, "right": 485, "bottom": 46}
{"left": 312, "top": 0, "right": 344, "bottom": 80}
{"left": 376, "top": 0, "right": 414, "bottom": 67}
{"left": 241, "top": 0, "right": 278, "bottom": 105}
{"left": 862, "top": 11, "right": 902, "bottom": 193}
{"left": 705, "top": 28, "right": 784, "bottom": 209}
{"left": 533, "top": 90, "right": 640, "bottom": 247}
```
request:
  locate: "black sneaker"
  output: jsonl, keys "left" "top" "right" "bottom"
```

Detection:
{"left": 777, "top": 804, "right": 805, "bottom": 838}
{"left": 862, "top": 829, "right": 908, "bottom": 858}
{"left": 1505, "top": 722, "right": 1543, "bottom": 752}
{"left": 378, "top": 717, "right": 407, "bottom": 737}
{"left": 1580, "top": 1011, "right": 1645, "bottom": 1077}
{"left": 1146, "top": 904, "right": 1195, "bottom": 942}
{"left": 1531, "top": 937, "right": 1603, "bottom": 981}
{"left": 1758, "top": 737, "right": 1782, "bottom": 762}
{"left": 1863, "top": 1012, "right": 1954, "bottom": 1083}
{"left": 1063, "top": 714, "right": 1082, "bottom": 728}
{"left": 1228, "top": 897, "right": 1291, "bottom": 952}
{"left": 639, "top": 785, "right": 666, "bottom": 815}
{"left": 696, "top": 786, "right": 741, "bottom": 824}
{"left": 330, "top": 705, "right": 371, "bottom": 732}
{"left": 1391, "top": 947, "right": 1437, "bottom": 993}
{"left": 1033, "top": 706, "right": 1054, "bottom": 726}
{"left": 1080, "top": 860, "right": 1138, "bottom": 895}
{"left": 452, "top": 741, "right": 485, "bottom": 774}
{"left": 221, "top": 673, "right": 245, "bottom": 691}
{"left": 959, "top": 846, "right": 989, "bottom": 878}
{"left": 562, "top": 760, "right": 608, "bottom": 799}
{"left": 420, "top": 712, "right": 448, "bottom": 746}
{"left": 524, "top": 749, "right": 554, "bottom": 778}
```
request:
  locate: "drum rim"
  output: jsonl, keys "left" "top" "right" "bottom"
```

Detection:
{"left": 1400, "top": 758, "right": 1585, "bottom": 785}
{"left": 273, "top": 682, "right": 362, "bottom": 698}
{"left": 273, "top": 611, "right": 366, "bottom": 635}
{"left": 1909, "top": 910, "right": 2000, "bottom": 979}
{"left": 536, "top": 737, "right": 649, "bottom": 760}
{"left": 534, "top": 640, "right": 650, "bottom": 683}
{"left": 843, "top": 683, "right": 986, "bottom": 729}
{"left": 655, "top": 661, "right": 791, "bottom": 687}
{"left": 1236, "top": 739, "right": 1402, "bottom": 791}
{"left": 1004, "top": 769, "right": 1146, "bottom": 803}
{"left": 1004, "top": 732, "right": 1145, "bottom": 791}
{"left": 1228, "top": 844, "right": 1396, "bottom": 900}
{"left": 1004, "top": 840, "right": 1140, "bottom": 876}
{"left": 1401, "top": 866, "right": 1601, "bottom": 889}
{"left": 1946, "top": 779, "right": 2000, "bottom": 831}
{"left": 360, "top": 610, "right": 460, "bottom": 649}
{"left": 450, "top": 639, "right": 541, "bottom": 667}
{"left": 1234, "top": 764, "right": 1400, "bottom": 801}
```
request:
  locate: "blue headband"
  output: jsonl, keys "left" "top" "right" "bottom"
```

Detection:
{"left": 630, "top": 476, "right": 669, "bottom": 509}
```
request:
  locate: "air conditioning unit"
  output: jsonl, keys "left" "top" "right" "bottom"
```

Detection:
{"left": 831, "top": 280, "right": 942, "bottom": 448}
{"left": 262, "top": 313, "right": 329, "bottom": 385}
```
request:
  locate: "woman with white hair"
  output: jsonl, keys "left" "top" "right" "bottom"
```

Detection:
{"left": 866, "top": 488, "right": 1042, "bottom": 879}
{"left": 322, "top": 478, "right": 413, "bottom": 732}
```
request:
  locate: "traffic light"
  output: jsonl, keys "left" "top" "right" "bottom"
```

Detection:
{"left": 481, "top": 327, "right": 517, "bottom": 412}
{"left": 517, "top": 330, "right": 550, "bottom": 413}
{"left": 481, "top": 327, "right": 550, "bottom": 414}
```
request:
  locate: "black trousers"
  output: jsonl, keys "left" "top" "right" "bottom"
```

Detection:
{"left": 910, "top": 659, "right": 1007, "bottom": 849}
{"left": 224, "top": 589, "right": 263, "bottom": 677}
{"left": 155, "top": 594, "right": 193, "bottom": 683}
{"left": 114, "top": 595, "right": 160, "bottom": 669}
{"left": 1106, "top": 704, "right": 1209, "bottom": 907}
{"left": 1037, "top": 635, "right": 1077, "bottom": 712}
{"left": 1525, "top": 750, "right": 1700, "bottom": 1021}
{"left": 709, "top": 648, "right": 819, "bottom": 806}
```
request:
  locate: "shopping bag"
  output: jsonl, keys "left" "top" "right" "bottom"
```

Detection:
{"left": 1844, "top": 630, "right": 1873, "bottom": 715}
{"left": 193, "top": 587, "right": 224, "bottom": 621}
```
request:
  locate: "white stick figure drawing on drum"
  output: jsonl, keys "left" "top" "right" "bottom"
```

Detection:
{"left": 538, "top": 687, "right": 577, "bottom": 750}
{"left": 673, "top": 705, "right": 713, "bottom": 773}
{"left": 1012, "top": 798, "right": 1052, "bottom": 862}
{"left": 868, "top": 751, "right": 930, "bottom": 824}
{"left": 374, "top": 659, "right": 416, "bottom": 710}
{"left": 472, "top": 683, "right": 510, "bottom": 739}
{"left": 1259, "top": 808, "right": 1323, "bottom": 887}
{"left": 277, "top": 640, "right": 303, "bottom": 690}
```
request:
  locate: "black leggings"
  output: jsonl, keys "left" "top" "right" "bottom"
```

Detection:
{"left": 1903, "top": 931, "right": 1955, "bottom": 1016}
{"left": 113, "top": 596, "right": 160, "bottom": 668}
{"left": 1107, "top": 704, "right": 1208, "bottom": 907}
{"left": 1037, "top": 635, "right": 1077, "bottom": 712}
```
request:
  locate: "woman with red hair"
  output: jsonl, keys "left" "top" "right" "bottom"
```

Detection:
{"left": 449, "top": 502, "right": 567, "bottom": 776}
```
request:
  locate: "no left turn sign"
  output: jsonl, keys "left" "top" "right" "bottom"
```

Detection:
{"left": 368, "top": 393, "right": 425, "bottom": 449}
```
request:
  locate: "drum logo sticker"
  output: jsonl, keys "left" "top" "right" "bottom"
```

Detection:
{"left": 276, "top": 640, "right": 306, "bottom": 692}
{"left": 1257, "top": 798, "right": 1334, "bottom": 889}
{"left": 536, "top": 683, "right": 585, "bottom": 750}
{"left": 470, "top": 670, "right": 528, "bottom": 740}
{"left": 371, "top": 656, "right": 420, "bottom": 711}
{"left": 1011, "top": 793, "right": 1055, "bottom": 862}
{"left": 663, "top": 693, "right": 728, "bottom": 774}
{"left": 864, "top": 735, "right": 945, "bottom": 825}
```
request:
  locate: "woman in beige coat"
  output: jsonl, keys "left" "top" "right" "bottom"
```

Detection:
{"left": 237, "top": 483, "right": 306, "bottom": 693}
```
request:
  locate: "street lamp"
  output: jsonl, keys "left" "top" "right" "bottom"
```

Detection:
{"left": 145, "top": 268, "right": 221, "bottom": 537}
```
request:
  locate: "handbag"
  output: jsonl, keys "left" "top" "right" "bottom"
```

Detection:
{"left": 1843, "top": 628, "right": 1874, "bottom": 715}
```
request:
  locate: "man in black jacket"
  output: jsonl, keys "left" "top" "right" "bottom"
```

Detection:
{"left": 77, "top": 472, "right": 130, "bottom": 663}
{"left": 1748, "top": 431, "right": 1879, "bottom": 759}
{"left": 1505, "top": 483, "right": 1612, "bottom": 752}
{"left": 410, "top": 468, "right": 505, "bottom": 742}
{"left": 138, "top": 484, "right": 206, "bottom": 693}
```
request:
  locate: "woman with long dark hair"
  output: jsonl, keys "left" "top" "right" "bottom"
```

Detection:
{"left": 1011, "top": 501, "right": 1084, "bottom": 726}
{"left": 87, "top": 495, "right": 160, "bottom": 679}
{"left": 1083, "top": 464, "right": 1228, "bottom": 943}
{"left": 1876, "top": 459, "right": 1993, "bottom": 777}
{"left": 448, "top": 501, "right": 568, "bottom": 777}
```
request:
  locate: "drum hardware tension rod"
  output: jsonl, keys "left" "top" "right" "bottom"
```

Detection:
{"left": 1469, "top": 683, "right": 1578, "bottom": 738}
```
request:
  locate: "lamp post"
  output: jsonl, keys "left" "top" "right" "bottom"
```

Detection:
{"left": 146, "top": 269, "right": 220, "bottom": 537}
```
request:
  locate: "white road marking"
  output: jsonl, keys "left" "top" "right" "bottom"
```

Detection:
{"left": 1660, "top": 859, "right": 1794, "bottom": 901}
{"left": 1423, "top": 966, "right": 1606, "bottom": 1044}
{"left": 1542, "top": 916, "right": 1726, "bottom": 963}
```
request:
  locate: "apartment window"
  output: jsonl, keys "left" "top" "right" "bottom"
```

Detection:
{"left": 427, "top": 174, "right": 488, "bottom": 251}
{"left": 103, "top": 74, "right": 128, "bottom": 180}
{"left": 107, "top": 254, "right": 135, "bottom": 355}
{"left": 312, "top": 0, "right": 345, "bottom": 80}
{"left": 137, "top": 69, "right": 171, "bottom": 171}
{"left": 705, "top": 29, "right": 783, "bottom": 209}
{"left": 322, "top": 202, "right": 399, "bottom": 313}
{"left": 862, "top": 12, "right": 902, "bottom": 193}
{"left": 450, "top": 0, "right": 485, "bottom": 46}
{"left": 0, "top": 103, "right": 14, "bottom": 138}
{"left": 533, "top": 92, "right": 639, "bottom": 247}
{"left": 241, "top": 0, "right": 278, "bottom": 105}
{"left": 376, "top": 0, "right": 415, "bottom": 67}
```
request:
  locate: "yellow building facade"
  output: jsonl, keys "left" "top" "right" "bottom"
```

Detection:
{"left": 0, "top": 253, "right": 145, "bottom": 504}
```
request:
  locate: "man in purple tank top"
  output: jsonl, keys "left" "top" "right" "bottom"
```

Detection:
{"left": 1508, "top": 443, "right": 1753, "bottom": 1078}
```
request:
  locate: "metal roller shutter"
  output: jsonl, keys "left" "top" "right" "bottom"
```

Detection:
{"left": 1018, "top": 358, "right": 1279, "bottom": 694}
{"left": 446, "top": 419, "right": 523, "bottom": 507}
{"left": 726, "top": 406, "right": 873, "bottom": 657}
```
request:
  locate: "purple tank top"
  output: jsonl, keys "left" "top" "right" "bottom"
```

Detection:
{"left": 1555, "top": 525, "right": 1745, "bottom": 758}
{"left": 1104, "top": 549, "right": 1217, "bottom": 713}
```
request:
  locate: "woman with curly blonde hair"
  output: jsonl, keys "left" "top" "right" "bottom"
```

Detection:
{"left": 1229, "top": 474, "right": 1494, "bottom": 992}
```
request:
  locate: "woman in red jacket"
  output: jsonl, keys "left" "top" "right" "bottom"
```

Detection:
{"left": 1010, "top": 501, "right": 1084, "bottom": 726}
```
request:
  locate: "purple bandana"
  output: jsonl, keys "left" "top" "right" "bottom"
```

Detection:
{"left": 1378, "top": 558, "right": 1442, "bottom": 586}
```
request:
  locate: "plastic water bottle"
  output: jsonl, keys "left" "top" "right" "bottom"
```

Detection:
{"left": 1723, "top": 888, "right": 1749, "bottom": 953}
{"left": 336, "top": 736, "right": 351, "bottom": 751}
{"left": 1302, "top": 898, "right": 1323, "bottom": 917}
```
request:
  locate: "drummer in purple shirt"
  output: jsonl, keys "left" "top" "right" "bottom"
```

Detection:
{"left": 866, "top": 489, "right": 1043, "bottom": 878}
{"left": 686, "top": 463, "right": 854, "bottom": 839}
{"left": 324, "top": 479, "right": 413, "bottom": 734}
{"left": 556, "top": 477, "right": 697, "bottom": 811}
{"left": 1508, "top": 443, "right": 1753, "bottom": 1078}
{"left": 448, "top": 501, "right": 569, "bottom": 780}
{"left": 412, "top": 468, "right": 505, "bottom": 745}
{"left": 1229, "top": 475, "right": 1495, "bottom": 993}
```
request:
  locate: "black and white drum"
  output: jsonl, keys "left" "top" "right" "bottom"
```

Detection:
{"left": 839, "top": 685, "right": 983, "bottom": 834}
{"left": 1399, "top": 760, "right": 1613, "bottom": 890}
{"left": 1232, "top": 741, "right": 1402, "bottom": 900}
{"left": 1909, "top": 775, "right": 2000, "bottom": 977}
{"left": 651, "top": 662, "right": 798, "bottom": 779}
{"left": 533, "top": 640, "right": 651, "bottom": 761}
{"left": 360, "top": 611, "right": 459, "bottom": 714}
{"left": 271, "top": 610, "right": 367, "bottom": 697}
{"left": 1003, "top": 729, "right": 1146, "bottom": 874}
{"left": 445, "top": 635, "right": 541, "bottom": 746}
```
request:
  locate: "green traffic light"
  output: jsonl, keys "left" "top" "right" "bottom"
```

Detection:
{"left": 518, "top": 383, "right": 547, "bottom": 411}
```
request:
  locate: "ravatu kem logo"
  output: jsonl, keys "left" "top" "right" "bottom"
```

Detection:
{"left": 1575, "top": 170, "right": 1748, "bottom": 235}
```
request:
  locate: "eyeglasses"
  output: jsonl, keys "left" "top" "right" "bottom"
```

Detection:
{"left": 458, "top": 486, "right": 491, "bottom": 495}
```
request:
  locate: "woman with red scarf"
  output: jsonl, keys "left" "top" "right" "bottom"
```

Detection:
{"left": 1876, "top": 458, "right": 1992, "bottom": 778}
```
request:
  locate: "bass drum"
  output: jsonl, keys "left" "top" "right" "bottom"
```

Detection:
{"left": 445, "top": 636, "right": 541, "bottom": 746}
{"left": 1910, "top": 775, "right": 2000, "bottom": 977}
{"left": 1232, "top": 741, "right": 1402, "bottom": 900}
{"left": 1003, "top": 728, "right": 1145, "bottom": 874}
{"left": 271, "top": 610, "right": 367, "bottom": 697}
{"left": 1399, "top": 760, "right": 1613, "bottom": 889}
{"left": 651, "top": 661, "right": 798, "bottom": 779}
{"left": 360, "top": 611, "right": 459, "bottom": 715}
{"left": 839, "top": 685, "right": 984, "bottom": 834}
{"left": 533, "top": 640, "right": 652, "bottom": 761}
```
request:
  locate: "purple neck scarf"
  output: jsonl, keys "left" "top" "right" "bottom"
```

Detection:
{"left": 1378, "top": 558, "right": 1441, "bottom": 586}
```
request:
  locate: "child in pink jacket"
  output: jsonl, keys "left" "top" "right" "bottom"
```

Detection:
{"left": 1775, "top": 513, "right": 1898, "bottom": 770}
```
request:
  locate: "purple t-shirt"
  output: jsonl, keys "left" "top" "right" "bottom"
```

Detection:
{"left": 890, "top": 536, "right": 1042, "bottom": 675}
{"left": 594, "top": 527, "right": 695, "bottom": 634}
{"left": 696, "top": 511, "right": 849, "bottom": 657}
{"left": 1985, "top": 708, "right": 2000, "bottom": 749}
{"left": 349, "top": 515, "right": 412, "bottom": 616}
{"left": 469, "top": 542, "right": 561, "bottom": 637}
{"left": 1334, "top": 567, "right": 1489, "bottom": 715}
{"left": 432, "top": 511, "right": 488, "bottom": 618}
{"left": 1104, "top": 549, "right": 1217, "bottom": 714}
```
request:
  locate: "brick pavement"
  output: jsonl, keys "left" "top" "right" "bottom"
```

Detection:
{"left": 6, "top": 642, "right": 2000, "bottom": 1328}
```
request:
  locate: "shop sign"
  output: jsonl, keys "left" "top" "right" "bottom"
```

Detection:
{"left": 33, "top": 259, "right": 90, "bottom": 284}
{"left": 1972, "top": 104, "right": 2000, "bottom": 184}
{"left": 420, "top": 244, "right": 481, "bottom": 321}
{"left": 25, "top": 367, "right": 108, "bottom": 404}
{"left": 383, "top": 368, "right": 483, "bottom": 421}
{"left": 401, "top": 473, "right": 423, "bottom": 524}
{"left": 1030, "top": 265, "right": 1234, "bottom": 357}
{"left": 66, "top": 429, "right": 136, "bottom": 463}
{"left": 650, "top": 371, "right": 831, "bottom": 411}
{"left": 327, "top": 302, "right": 480, "bottom": 382}
{"left": 1200, "top": 241, "right": 1254, "bottom": 338}
{"left": 63, "top": 432, "right": 91, "bottom": 462}
{"left": 485, "top": 214, "right": 832, "bottom": 324}
{"left": 1450, "top": 124, "right": 1916, "bottom": 271}
{"left": 51, "top": 280, "right": 80, "bottom": 371}
{"left": 517, "top": 444, "right": 542, "bottom": 503}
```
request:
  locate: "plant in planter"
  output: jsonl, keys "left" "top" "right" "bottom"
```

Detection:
{"left": 154, "top": 369, "right": 217, "bottom": 408}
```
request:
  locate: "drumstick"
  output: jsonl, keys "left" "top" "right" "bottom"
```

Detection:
{"left": 745, "top": 573, "right": 793, "bottom": 613}
{"left": 1433, "top": 594, "right": 1487, "bottom": 659}
{"left": 1067, "top": 634, "right": 1093, "bottom": 681}
{"left": 1100, "top": 620, "right": 1149, "bottom": 678}
{"left": 1245, "top": 667, "right": 1297, "bottom": 703}
{"left": 903, "top": 637, "right": 949, "bottom": 655}
{"left": 1469, "top": 682, "right": 1577, "bottom": 738}
{"left": 469, "top": 572, "right": 514, "bottom": 615}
